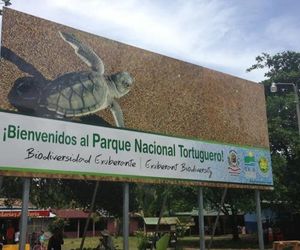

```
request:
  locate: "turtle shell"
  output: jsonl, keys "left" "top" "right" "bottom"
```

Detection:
{"left": 41, "top": 71, "right": 108, "bottom": 117}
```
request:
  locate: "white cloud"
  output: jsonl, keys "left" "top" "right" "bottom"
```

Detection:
{"left": 266, "top": 16, "right": 300, "bottom": 49}
{"left": 2, "top": 0, "right": 300, "bottom": 82}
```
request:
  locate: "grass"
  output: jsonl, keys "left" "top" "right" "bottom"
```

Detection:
{"left": 57, "top": 234, "right": 272, "bottom": 250}
{"left": 177, "top": 234, "right": 273, "bottom": 249}
{"left": 60, "top": 236, "right": 137, "bottom": 250}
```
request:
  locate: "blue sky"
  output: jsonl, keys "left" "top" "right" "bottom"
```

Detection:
{"left": 1, "top": 0, "right": 300, "bottom": 82}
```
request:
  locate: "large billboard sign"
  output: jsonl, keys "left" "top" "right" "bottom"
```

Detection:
{"left": 0, "top": 8, "right": 272, "bottom": 189}
{"left": 0, "top": 111, "right": 272, "bottom": 188}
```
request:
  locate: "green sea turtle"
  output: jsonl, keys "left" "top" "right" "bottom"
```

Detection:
{"left": 8, "top": 31, "right": 134, "bottom": 127}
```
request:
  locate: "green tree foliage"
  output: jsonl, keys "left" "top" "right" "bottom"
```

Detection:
{"left": 31, "top": 179, "right": 125, "bottom": 216}
{"left": 30, "top": 178, "right": 75, "bottom": 208}
{"left": 48, "top": 217, "right": 69, "bottom": 234}
{"left": 166, "top": 185, "right": 198, "bottom": 213}
{"left": 0, "top": 177, "right": 23, "bottom": 200}
{"left": 247, "top": 51, "right": 300, "bottom": 212}
{"left": 133, "top": 184, "right": 170, "bottom": 217}
{"left": 0, "top": 177, "right": 125, "bottom": 216}
{"left": 247, "top": 51, "right": 300, "bottom": 82}
{"left": 132, "top": 184, "right": 198, "bottom": 217}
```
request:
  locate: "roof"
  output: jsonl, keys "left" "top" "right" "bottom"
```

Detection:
{"left": 177, "top": 216, "right": 195, "bottom": 226}
{"left": 52, "top": 209, "right": 89, "bottom": 219}
{"left": 176, "top": 208, "right": 244, "bottom": 217}
{"left": 144, "top": 217, "right": 180, "bottom": 225}
{"left": 175, "top": 209, "right": 223, "bottom": 216}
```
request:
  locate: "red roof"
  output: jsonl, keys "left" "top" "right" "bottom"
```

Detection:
{"left": 52, "top": 209, "right": 89, "bottom": 219}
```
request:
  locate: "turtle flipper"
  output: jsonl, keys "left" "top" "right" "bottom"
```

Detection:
{"left": 59, "top": 31, "right": 105, "bottom": 74}
{"left": 109, "top": 99, "right": 124, "bottom": 127}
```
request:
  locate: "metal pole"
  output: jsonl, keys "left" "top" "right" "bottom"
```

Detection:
{"left": 292, "top": 83, "right": 300, "bottom": 135}
{"left": 80, "top": 181, "right": 100, "bottom": 250}
{"left": 156, "top": 190, "right": 168, "bottom": 230}
{"left": 255, "top": 190, "right": 264, "bottom": 250}
{"left": 123, "top": 183, "right": 129, "bottom": 250}
{"left": 208, "top": 188, "right": 227, "bottom": 250}
{"left": 153, "top": 190, "right": 168, "bottom": 248}
{"left": 0, "top": 176, "right": 3, "bottom": 191}
{"left": 198, "top": 187, "right": 205, "bottom": 250}
{"left": 19, "top": 178, "right": 30, "bottom": 250}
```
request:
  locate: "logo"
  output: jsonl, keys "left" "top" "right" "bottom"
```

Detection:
{"left": 258, "top": 157, "right": 269, "bottom": 174}
{"left": 244, "top": 152, "right": 255, "bottom": 166}
{"left": 244, "top": 167, "right": 256, "bottom": 179}
{"left": 244, "top": 152, "right": 256, "bottom": 179}
{"left": 228, "top": 150, "right": 241, "bottom": 176}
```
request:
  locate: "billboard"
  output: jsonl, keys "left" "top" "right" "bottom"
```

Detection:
{"left": 0, "top": 8, "right": 272, "bottom": 189}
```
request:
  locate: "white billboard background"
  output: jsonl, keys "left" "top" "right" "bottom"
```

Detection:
{"left": 0, "top": 111, "right": 272, "bottom": 187}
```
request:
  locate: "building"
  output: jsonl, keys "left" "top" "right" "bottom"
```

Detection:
{"left": 0, "top": 198, "right": 54, "bottom": 236}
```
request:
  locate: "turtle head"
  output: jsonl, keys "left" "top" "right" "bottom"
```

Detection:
{"left": 111, "top": 72, "right": 134, "bottom": 98}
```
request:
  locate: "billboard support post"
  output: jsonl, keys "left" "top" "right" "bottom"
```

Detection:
{"left": 80, "top": 181, "right": 99, "bottom": 250}
{"left": 19, "top": 178, "right": 30, "bottom": 250}
{"left": 255, "top": 190, "right": 264, "bottom": 250}
{"left": 198, "top": 187, "right": 205, "bottom": 250}
{"left": 123, "top": 183, "right": 129, "bottom": 250}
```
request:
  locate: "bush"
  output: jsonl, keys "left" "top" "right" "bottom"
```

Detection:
{"left": 136, "top": 231, "right": 149, "bottom": 250}
{"left": 48, "top": 217, "right": 69, "bottom": 234}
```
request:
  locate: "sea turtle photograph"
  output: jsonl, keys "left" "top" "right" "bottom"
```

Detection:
{"left": 8, "top": 31, "right": 134, "bottom": 128}
{"left": 1, "top": 8, "right": 270, "bottom": 148}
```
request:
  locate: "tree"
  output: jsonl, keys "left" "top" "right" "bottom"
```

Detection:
{"left": 201, "top": 51, "right": 300, "bottom": 242}
{"left": 0, "top": 177, "right": 126, "bottom": 217}
{"left": 204, "top": 188, "right": 255, "bottom": 241}
{"left": 31, "top": 179, "right": 125, "bottom": 216}
{"left": 247, "top": 51, "right": 300, "bottom": 212}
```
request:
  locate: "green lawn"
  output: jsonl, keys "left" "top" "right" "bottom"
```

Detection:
{"left": 176, "top": 234, "right": 272, "bottom": 249}
{"left": 57, "top": 234, "right": 272, "bottom": 250}
{"left": 60, "top": 236, "right": 137, "bottom": 250}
